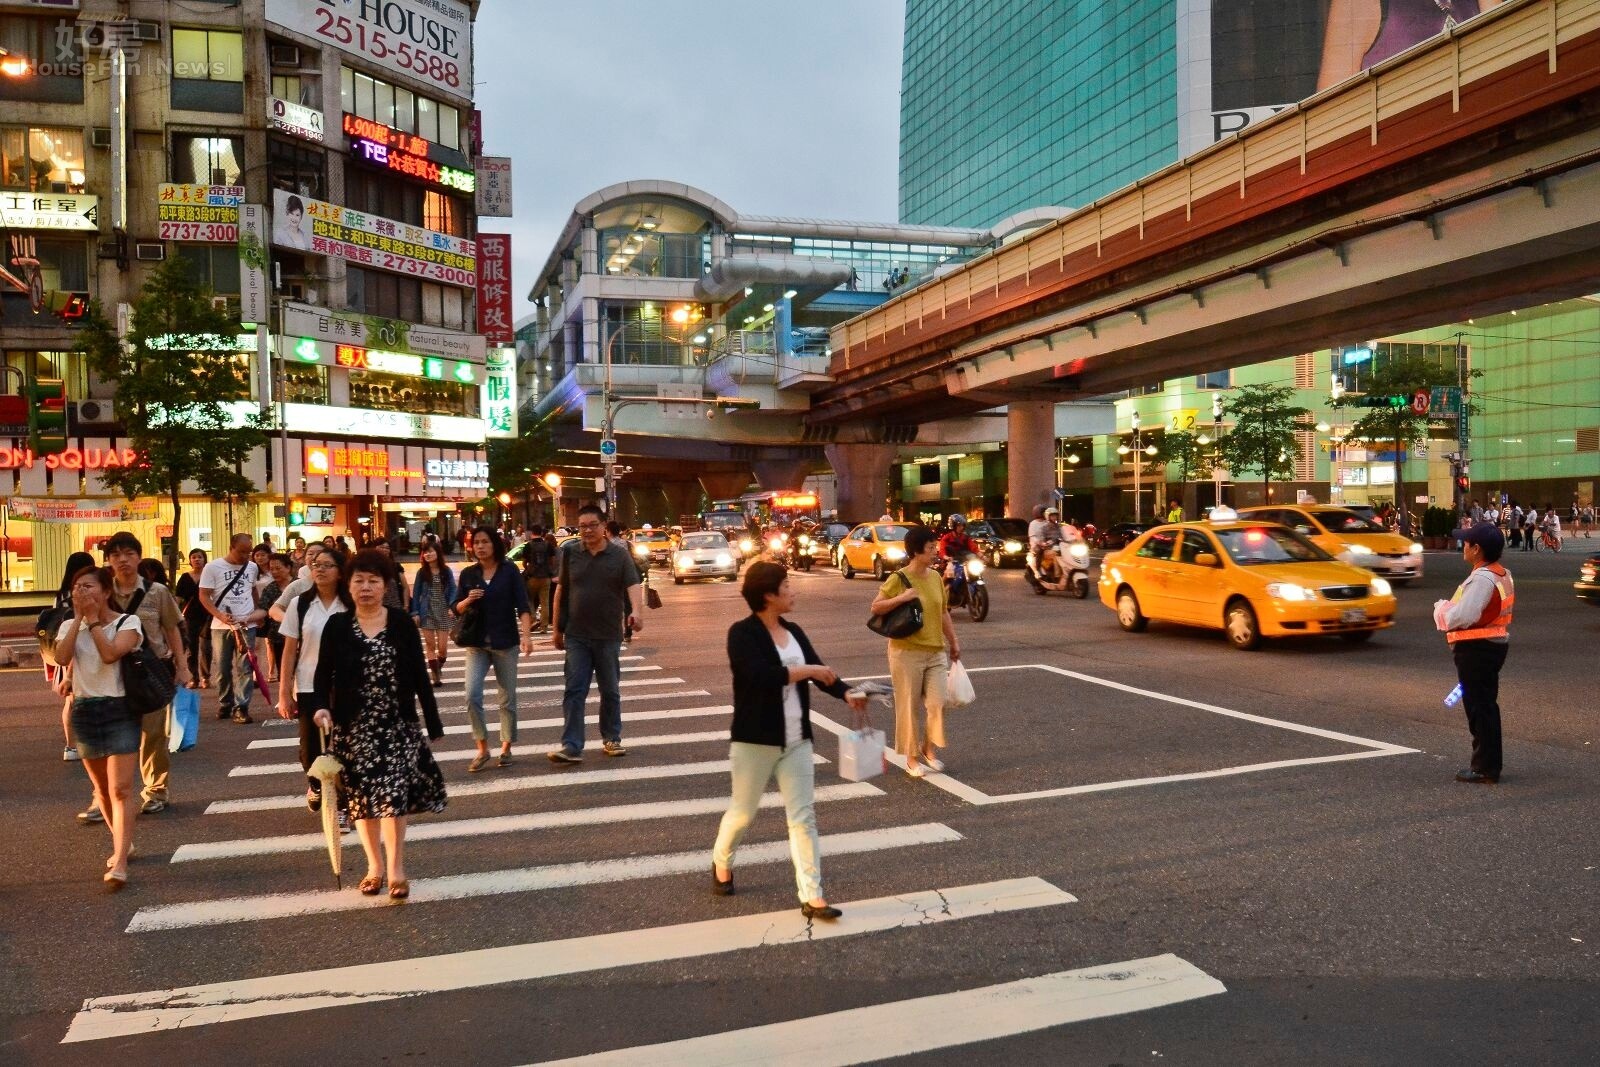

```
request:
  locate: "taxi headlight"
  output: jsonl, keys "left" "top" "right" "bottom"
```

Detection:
{"left": 1003, "top": 540, "right": 1023, "bottom": 553}
{"left": 1068, "top": 542, "right": 1089, "bottom": 560}
{"left": 966, "top": 559, "right": 985, "bottom": 577}
{"left": 1371, "top": 577, "right": 1393, "bottom": 596}
{"left": 1344, "top": 543, "right": 1374, "bottom": 556}
{"left": 633, "top": 543, "right": 649, "bottom": 558}
{"left": 1409, "top": 542, "right": 1424, "bottom": 555}
{"left": 739, "top": 538, "right": 754, "bottom": 553}
{"left": 715, "top": 552, "right": 732, "bottom": 567}
{"left": 886, "top": 547, "right": 907, "bottom": 561}
{"left": 1266, "top": 582, "right": 1313, "bottom": 602}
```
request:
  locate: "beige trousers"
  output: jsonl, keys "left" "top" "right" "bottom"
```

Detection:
{"left": 888, "top": 644, "right": 947, "bottom": 760}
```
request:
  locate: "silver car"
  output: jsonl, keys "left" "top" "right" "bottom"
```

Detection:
{"left": 671, "top": 531, "right": 740, "bottom": 584}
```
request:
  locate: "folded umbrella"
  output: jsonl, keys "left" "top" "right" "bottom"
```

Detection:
{"left": 308, "top": 725, "right": 344, "bottom": 889}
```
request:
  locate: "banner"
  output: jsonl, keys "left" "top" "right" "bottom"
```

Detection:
{"left": 476, "top": 156, "right": 512, "bottom": 217}
{"left": 0, "top": 192, "right": 98, "bottom": 231}
{"left": 268, "top": 96, "right": 325, "bottom": 143}
{"left": 281, "top": 301, "right": 486, "bottom": 361}
{"left": 158, "top": 184, "right": 242, "bottom": 242}
{"left": 7, "top": 497, "right": 157, "bottom": 523}
{"left": 264, "top": 0, "right": 473, "bottom": 103}
{"left": 481, "top": 346, "right": 516, "bottom": 439}
{"left": 238, "top": 204, "right": 269, "bottom": 326}
{"left": 271, "top": 188, "right": 475, "bottom": 286}
{"left": 476, "top": 233, "right": 512, "bottom": 344}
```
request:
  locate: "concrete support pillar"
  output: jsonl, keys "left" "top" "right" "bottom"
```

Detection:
{"left": 662, "top": 481, "right": 703, "bottom": 525}
{"left": 751, "top": 459, "right": 816, "bottom": 491}
{"left": 1007, "top": 401, "right": 1057, "bottom": 517}
{"left": 698, "top": 472, "right": 752, "bottom": 502}
{"left": 825, "top": 443, "right": 896, "bottom": 521}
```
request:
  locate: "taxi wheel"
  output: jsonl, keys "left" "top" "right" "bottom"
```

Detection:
{"left": 1225, "top": 599, "right": 1261, "bottom": 651}
{"left": 1115, "top": 589, "right": 1147, "bottom": 632}
{"left": 841, "top": 556, "right": 855, "bottom": 580}
{"left": 873, "top": 557, "right": 886, "bottom": 581}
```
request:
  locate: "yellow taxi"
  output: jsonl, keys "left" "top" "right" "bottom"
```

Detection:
{"left": 1237, "top": 505, "right": 1423, "bottom": 583}
{"left": 633, "top": 525, "right": 678, "bottom": 565}
{"left": 839, "top": 522, "right": 918, "bottom": 581}
{"left": 1097, "top": 512, "right": 1397, "bottom": 650}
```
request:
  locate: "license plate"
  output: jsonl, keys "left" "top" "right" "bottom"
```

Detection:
{"left": 1340, "top": 608, "right": 1368, "bottom": 624}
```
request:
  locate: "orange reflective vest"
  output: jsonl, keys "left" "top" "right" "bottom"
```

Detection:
{"left": 1446, "top": 562, "right": 1514, "bottom": 643}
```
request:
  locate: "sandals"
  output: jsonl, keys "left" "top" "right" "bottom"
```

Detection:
{"left": 389, "top": 880, "right": 410, "bottom": 900}
{"left": 358, "top": 874, "right": 385, "bottom": 896}
{"left": 467, "top": 753, "right": 490, "bottom": 773}
{"left": 497, "top": 751, "right": 514, "bottom": 768}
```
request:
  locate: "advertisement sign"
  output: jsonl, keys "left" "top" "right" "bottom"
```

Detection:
{"left": 6, "top": 497, "right": 157, "bottom": 522}
{"left": 0, "top": 192, "right": 98, "bottom": 231}
{"left": 305, "top": 444, "right": 393, "bottom": 479}
{"left": 268, "top": 96, "right": 325, "bottom": 143}
{"left": 425, "top": 456, "right": 488, "bottom": 490}
{"left": 481, "top": 346, "right": 516, "bottom": 439}
{"left": 284, "top": 335, "right": 486, "bottom": 385}
{"left": 284, "top": 403, "right": 484, "bottom": 444}
{"left": 265, "top": 0, "right": 473, "bottom": 103}
{"left": 476, "top": 156, "right": 512, "bottom": 217}
{"left": 343, "top": 114, "right": 473, "bottom": 193}
{"left": 1176, "top": 0, "right": 1494, "bottom": 156}
{"left": 0, "top": 446, "right": 140, "bottom": 471}
{"left": 476, "top": 233, "right": 512, "bottom": 344}
{"left": 238, "top": 204, "right": 269, "bottom": 326}
{"left": 157, "top": 184, "right": 242, "bottom": 242}
{"left": 270, "top": 188, "right": 475, "bottom": 286}
{"left": 281, "top": 301, "right": 486, "bottom": 362}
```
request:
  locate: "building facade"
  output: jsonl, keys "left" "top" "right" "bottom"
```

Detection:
{"left": 1, "top": 0, "right": 495, "bottom": 594}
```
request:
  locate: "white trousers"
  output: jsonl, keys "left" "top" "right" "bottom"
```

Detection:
{"left": 712, "top": 740, "right": 821, "bottom": 903}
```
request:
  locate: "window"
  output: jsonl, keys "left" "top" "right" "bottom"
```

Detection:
{"left": 268, "top": 137, "right": 325, "bottom": 200}
{"left": 1175, "top": 531, "right": 1216, "bottom": 566}
{"left": 29, "top": 238, "right": 88, "bottom": 292}
{"left": 423, "top": 190, "right": 467, "bottom": 237}
{"left": 0, "top": 127, "right": 86, "bottom": 192}
{"left": 171, "top": 134, "right": 244, "bottom": 185}
{"left": 270, "top": 74, "right": 319, "bottom": 108}
{"left": 0, "top": 17, "right": 83, "bottom": 105}
{"left": 172, "top": 244, "right": 240, "bottom": 295}
{"left": 1135, "top": 530, "right": 1177, "bottom": 559}
{"left": 1195, "top": 369, "right": 1230, "bottom": 390}
{"left": 350, "top": 369, "right": 476, "bottom": 418}
{"left": 171, "top": 29, "right": 244, "bottom": 112}
{"left": 340, "top": 67, "right": 463, "bottom": 155}
{"left": 346, "top": 167, "right": 423, "bottom": 225}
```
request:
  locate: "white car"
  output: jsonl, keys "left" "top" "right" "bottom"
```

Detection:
{"left": 671, "top": 531, "right": 740, "bottom": 584}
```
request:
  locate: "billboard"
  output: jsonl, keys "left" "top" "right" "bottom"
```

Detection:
{"left": 270, "top": 188, "right": 475, "bottom": 287}
{"left": 475, "top": 233, "right": 512, "bottom": 345}
{"left": 264, "top": 0, "right": 472, "bottom": 103}
{"left": 1177, "top": 0, "right": 1500, "bottom": 157}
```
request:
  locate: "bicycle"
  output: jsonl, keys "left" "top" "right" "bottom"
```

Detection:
{"left": 1535, "top": 527, "right": 1562, "bottom": 552}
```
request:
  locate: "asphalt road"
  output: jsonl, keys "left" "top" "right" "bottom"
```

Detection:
{"left": 3, "top": 545, "right": 1598, "bottom": 1064}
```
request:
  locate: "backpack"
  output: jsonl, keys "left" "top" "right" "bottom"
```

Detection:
{"left": 35, "top": 601, "right": 71, "bottom": 668}
{"left": 523, "top": 537, "right": 555, "bottom": 579}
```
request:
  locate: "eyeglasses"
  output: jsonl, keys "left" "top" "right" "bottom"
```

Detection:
{"left": 577, "top": 521, "right": 602, "bottom": 530}
{"left": 310, "top": 562, "right": 340, "bottom": 571}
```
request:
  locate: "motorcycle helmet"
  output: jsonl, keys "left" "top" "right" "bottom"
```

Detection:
{"left": 949, "top": 514, "right": 966, "bottom": 527}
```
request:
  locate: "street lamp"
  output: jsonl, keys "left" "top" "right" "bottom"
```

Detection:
{"left": 1210, "top": 394, "right": 1225, "bottom": 508}
{"left": 542, "top": 471, "right": 561, "bottom": 528}
{"left": 1131, "top": 411, "right": 1143, "bottom": 523}
{"left": 0, "top": 48, "right": 29, "bottom": 79}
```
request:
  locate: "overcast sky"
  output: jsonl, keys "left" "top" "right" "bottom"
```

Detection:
{"left": 472, "top": 1, "right": 906, "bottom": 320}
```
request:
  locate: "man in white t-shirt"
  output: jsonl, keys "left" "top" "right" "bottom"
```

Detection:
{"left": 199, "top": 532, "right": 264, "bottom": 724}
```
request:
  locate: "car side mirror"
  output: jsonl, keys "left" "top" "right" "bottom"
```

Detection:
{"left": 1194, "top": 552, "right": 1220, "bottom": 567}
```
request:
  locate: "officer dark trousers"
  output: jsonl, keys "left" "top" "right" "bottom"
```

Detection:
{"left": 1452, "top": 638, "right": 1508, "bottom": 777}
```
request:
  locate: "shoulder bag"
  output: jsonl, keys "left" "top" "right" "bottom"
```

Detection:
{"left": 866, "top": 570, "right": 924, "bottom": 639}
{"left": 118, "top": 615, "right": 177, "bottom": 716}
{"left": 451, "top": 567, "right": 486, "bottom": 648}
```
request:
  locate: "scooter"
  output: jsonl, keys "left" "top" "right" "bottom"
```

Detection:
{"left": 1025, "top": 539, "right": 1091, "bottom": 598}
{"left": 786, "top": 532, "right": 816, "bottom": 571}
{"left": 940, "top": 554, "right": 991, "bottom": 622}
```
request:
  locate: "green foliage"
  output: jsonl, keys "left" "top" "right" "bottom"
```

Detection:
{"left": 1145, "top": 429, "right": 1212, "bottom": 484}
{"left": 487, "top": 423, "right": 557, "bottom": 494}
{"left": 1215, "top": 384, "right": 1310, "bottom": 490}
{"left": 76, "top": 258, "right": 268, "bottom": 570}
{"left": 1421, "top": 506, "right": 1457, "bottom": 538}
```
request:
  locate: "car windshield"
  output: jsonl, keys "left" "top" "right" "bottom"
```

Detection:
{"left": 1316, "top": 509, "right": 1386, "bottom": 534}
{"left": 1214, "top": 526, "right": 1333, "bottom": 565}
{"left": 680, "top": 533, "right": 725, "bottom": 550}
{"left": 876, "top": 525, "right": 913, "bottom": 541}
{"left": 822, "top": 523, "right": 850, "bottom": 538}
{"left": 987, "top": 519, "right": 1029, "bottom": 539}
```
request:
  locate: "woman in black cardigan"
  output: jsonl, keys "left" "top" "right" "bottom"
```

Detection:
{"left": 312, "top": 550, "right": 446, "bottom": 900}
{"left": 711, "top": 561, "right": 867, "bottom": 920}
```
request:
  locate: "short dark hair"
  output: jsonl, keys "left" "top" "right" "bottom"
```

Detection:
{"left": 230, "top": 532, "right": 253, "bottom": 550}
{"left": 605, "top": 519, "right": 623, "bottom": 538}
{"left": 741, "top": 561, "right": 788, "bottom": 612}
{"left": 104, "top": 531, "right": 142, "bottom": 556}
{"left": 469, "top": 525, "right": 506, "bottom": 561}
{"left": 579, "top": 503, "right": 606, "bottom": 522}
{"left": 1479, "top": 539, "right": 1504, "bottom": 564}
{"left": 269, "top": 553, "right": 294, "bottom": 571}
{"left": 904, "top": 525, "right": 936, "bottom": 557}
{"left": 70, "top": 564, "right": 113, "bottom": 594}
{"left": 349, "top": 548, "right": 393, "bottom": 581}
{"left": 138, "top": 558, "right": 170, "bottom": 587}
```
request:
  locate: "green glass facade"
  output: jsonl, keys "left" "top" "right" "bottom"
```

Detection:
{"left": 899, "top": 0, "right": 1177, "bottom": 228}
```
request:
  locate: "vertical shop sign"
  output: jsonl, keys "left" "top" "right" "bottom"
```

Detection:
{"left": 476, "top": 156, "right": 512, "bottom": 217}
{"left": 482, "top": 346, "right": 516, "bottom": 440}
{"left": 238, "top": 204, "right": 269, "bottom": 326}
{"left": 476, "top": 233, "right": 513, "bottom": 344}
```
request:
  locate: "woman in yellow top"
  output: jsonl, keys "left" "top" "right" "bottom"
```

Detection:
{"left": 870, "top": 525, "right": 961, "bottom": 778}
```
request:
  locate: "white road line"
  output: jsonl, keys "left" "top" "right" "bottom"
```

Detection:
{"left": 434, "top": 677, "right": 686, "bottom": 704}
{"left": 434, "top": 657, "right": 646, "bottom": 679}
{"left": 67, "top": 877, "right": 1070, "bottom": 1042}
{"left": 127, "top": 822, "right": 959, "bottom": 933}
{"left": 231, "top": 730, "right": 731, "bottom": 777}
{"left": 244, "top": 700, "right": 725, "bottom": 750}
{"left": 435, "top": 664, "right": 660, "bottom": 686}
{"left": 172, "top": 782, "right": 884, "bottom": 863}
{"left": 536, "top": 953, "right": 1224, "bottom": 1066}
{"left": 205, "top": 753, "right": 823, "bottom": 814}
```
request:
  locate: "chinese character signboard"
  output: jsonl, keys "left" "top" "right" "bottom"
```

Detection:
{"left": 268, "top": 96, "right": 325, "bottom": 143}
{"left": 265, "top": 0, "right": 473, "bottom": 103}
{"left": 271, "top": 188, "right": 475, "bottom": 287}
{"left": 344, "top": 114, "right": 473, "bottom": 193}
{"left": 481, "top": 346, "right": 516, "bottom": 440}
{"left": 281, "top": 301, "right": 487, "bottom": 362}
{"left": 425, "top": 457, "right": 489, "bottom": 490}
{"left": 305, "top": 444, "right": 391, "bottom": 479}
{"left": 238, "top": 204, "right": 269, "bottom": 326}
{"left": 476, "top": 233, "right": 512, "bottom": 344}
{"left": 476, "top": 156, "right": 512, "bottom": 217}
{"left": 0, "top": 192, "right": 98, "bottom": 231}
{"left": 157, "top": 184, "right": 243, "bottom": 242}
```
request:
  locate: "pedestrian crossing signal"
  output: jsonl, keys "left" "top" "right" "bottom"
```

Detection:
{"left": 28, "top": 376, "right": 67, "bottom": 455}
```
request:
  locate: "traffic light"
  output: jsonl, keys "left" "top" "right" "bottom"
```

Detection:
{"left": 28, "top": 376, "right": 67, "bottom": 455}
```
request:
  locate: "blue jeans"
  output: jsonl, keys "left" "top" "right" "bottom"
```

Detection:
{"left": 210, "top": 626, "right": 256, "bottom": 715}
{"left": 560, "top": 634, "right": 622, "bottom": 753}
{"left": 464, "top": 645, "right": 520, "bottom": 744}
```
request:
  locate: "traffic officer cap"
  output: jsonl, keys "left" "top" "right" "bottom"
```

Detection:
{"left": 1455, "top": 521, "right": 1504, "bottom": 553}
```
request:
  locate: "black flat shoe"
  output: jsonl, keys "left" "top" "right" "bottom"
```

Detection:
{"left": 711, "top": 863, "right": 734, "bottom": 896}
{"left": 800, "top": 902, "right": 841, "bottom": 920}
{"left": 1455, "top": 769, "right": 1499, "bottom": 784}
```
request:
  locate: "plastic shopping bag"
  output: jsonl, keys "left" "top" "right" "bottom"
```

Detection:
{"left": 946, "top": 659, "right": 975, "bottom": 708}
{"left": 838, "top": 727, "right": 886, "bottom": 782}
{"left": 169, "top": 686, "right": 200, "bottom": 753}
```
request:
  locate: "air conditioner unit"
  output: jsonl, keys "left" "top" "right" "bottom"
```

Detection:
{"left": 269, "top": 44, "right": 302, "bottom": 67}
{"left": 134, "top": 242, "right": 165, "bottom": 261}
{"left": 132, "top": 21, "right": 161, "bottom": 43}
{"left": 72, "top": 399, "right": 118, "bottom": 428}
{"left": 90, "top": 127, "right": 112, "bottom": 149}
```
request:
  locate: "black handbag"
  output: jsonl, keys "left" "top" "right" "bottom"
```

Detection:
{"left": 118, "top": 616, "right": 177, "bottom": 716}
{"left": 35, "top": 603, "right": 71, "bottom": 667}
{"left": 450, "top": 605, "right": 485, "bottom": 648}
{"left": 867, "top": 571, "right": 925, "bottom": 639}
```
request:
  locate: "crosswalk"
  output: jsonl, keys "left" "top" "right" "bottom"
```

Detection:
{"left": 61, "top": 633, "right": 1226, "bottom": 1057}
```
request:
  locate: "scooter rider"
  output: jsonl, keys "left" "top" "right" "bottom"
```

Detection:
{"left": 939, "top": 515, "right": 980, "bottom": 594}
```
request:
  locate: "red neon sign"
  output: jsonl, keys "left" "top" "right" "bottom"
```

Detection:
{"left": 342, "top": 114, "right": 430, "bottom": 157}
{"left": 0, "top": 446, "right": 141, "bottom": 470}
{"left": 335, "top": 344, "right": 368, "bottom": 369}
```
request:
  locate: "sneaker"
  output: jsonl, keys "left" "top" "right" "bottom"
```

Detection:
{"left": 231, "top": 709, "right": 254, "bottom": 724}
{"left": 216, "top": 708, "right": 232, "bottom": 721}
{"left": 140, "top": 797, "right": 168, "bottom": 814}
{"left": 306, "top": 788, "right": 322, "bottom": 813}
{"left": 76, "top": 803, "right": 105, "bottom": 825}
{"left": 923, "top": 755, "right": 945, "bottom": 773}
{"left": 547, "top": 748, "right": 583, "bottom": 764}
{"left": 602, "top": 740, "right": 628, "bottom": 758}
{"left": 62, "top": 746, "right": 80, "bottom": 762}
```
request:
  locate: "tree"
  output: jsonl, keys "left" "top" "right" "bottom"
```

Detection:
{"left": 1215, "top": 384, "right": 1309, "bottom": 500}
{"left": 1144, "top": 429, "right": 1212, "bottom": 487}
{"left": 1340, "top": 353, "right": 1476, "bottom": 536}
{"left": 486, "top": 423, "right": 557, "bottom": 497}
{"left": 77, "top": 258, "right": 268, "bottom": 573}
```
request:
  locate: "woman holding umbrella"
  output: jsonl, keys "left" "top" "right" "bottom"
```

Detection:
{"left": 311, "top": 549, "right": 446, "bottom": 899}
{"left": 277, "top": 548, "right": 350, "bottom": 826}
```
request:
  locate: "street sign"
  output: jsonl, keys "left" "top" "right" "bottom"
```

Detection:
{"left": 1410, "top": 389, "right": 1430, "bottom": 415}
{"left": 600, "top": 438, "right": 617, "bottom": 464}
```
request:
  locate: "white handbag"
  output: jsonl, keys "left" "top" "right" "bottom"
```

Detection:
{"left": 838, "top": 727, "right": 886, "bottom": 782}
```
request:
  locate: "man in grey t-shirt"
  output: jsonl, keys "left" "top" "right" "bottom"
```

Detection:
{"left": 549, "top": 504, "right": 643, "bottom": 764}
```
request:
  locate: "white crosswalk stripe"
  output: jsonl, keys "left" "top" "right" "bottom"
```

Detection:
{"left": 233, "top": 730, "right": 732, "bottom": 776}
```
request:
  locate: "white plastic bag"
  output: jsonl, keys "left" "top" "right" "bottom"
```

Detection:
{"left": 946, "top": 659, "right": 975, "bottom": 708}
{"left": 838, "top": 727, "right": 886, "bottom": 781}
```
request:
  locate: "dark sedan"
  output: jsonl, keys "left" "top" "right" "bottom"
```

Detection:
{"left": 1095, "top": 522, "right": 1156, "bottom": 550}
{"left": 1575, "top": 553, "right": 1600, "bottom": 604}
{"left": 967, "top": 518, "right": 1031, "bottom": 567}
{"left": 814, "top": 520, "right": 858, "bottom": 566}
